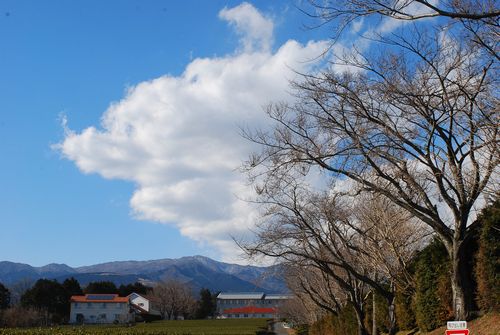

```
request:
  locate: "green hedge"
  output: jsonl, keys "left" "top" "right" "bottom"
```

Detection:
{"left": 475, "top": 200, "right": 500, "bottom": 312}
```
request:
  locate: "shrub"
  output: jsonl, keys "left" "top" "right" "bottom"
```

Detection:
{"left": 0, "top": 306, "right": 44, "bottom": 327}
{"left": 309, "top": 305, "right": 359, "bottom": 335}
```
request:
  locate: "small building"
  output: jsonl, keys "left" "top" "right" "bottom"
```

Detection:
{"left": 128, "top": 292, "right": 161, "bottom": 322}
{"left": 216, "top": 292, "right": 293, "bottom": 319}
{"left": 216, "top": 292, "right": 265, "bottom": 314}
{"left": 70, "top": 294, "right": 132, "bottom": 324}
{"left": 264, "top": 294, "right": 292, "bottom": 309}
{"left": 220, "top": 306, "right": 276, "bottom": 319}
{"left": 129, "top": 292, "right": 150, "bottom": 312}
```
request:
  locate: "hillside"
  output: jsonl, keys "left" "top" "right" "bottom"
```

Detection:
{"left": 393, "top": 312, "right": 500, "bottom": 335}
{"left": 0, "top": 256, "right": 287, "bottom": 293}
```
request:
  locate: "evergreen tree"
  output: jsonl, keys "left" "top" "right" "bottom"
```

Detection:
{"left": 21, "top": 279, "right": 67, "bottom": 324}
{"left": 414, "top": 240, "right": 452, "bottom": 332}
{"left": 394, "top": 289, "right": 415, "bottom": 331}
{"left": 61, "top": 277, "right": 83, "bottom": 316}
{"left": 0, "top": 282, "right": 10, "bottom": 310}
{"left": 475, "top": 200, "right": 500, "bottom": 311}
{"left": 118, "top": 282, "right": 150, "bottom": 297}
{"left": 195, "top": 288, "right": 215, "bottom": 319}
{"left": 62, "top": 277, "right": 83, "bottom": 296}
{"left": 84, "top": 281, "right": 118, "bottom": 294}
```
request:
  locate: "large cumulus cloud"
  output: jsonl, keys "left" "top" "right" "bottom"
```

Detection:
{"left": 57, "top": 3, "right": 328, "bottom": 262}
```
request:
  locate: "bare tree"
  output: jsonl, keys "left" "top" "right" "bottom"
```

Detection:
{"left": 149, "top": 279, "right": 195, "bottom": 320}
{"left": 286, "top": 262, "right": 349, "bottom": 318}
{"left": 244, "top": 180, "right": 402, "bottom": 335}
{"left": 353, "top": 194, "right": 430, "bottom": 292}
{"left": 244, "top": 174, "right": 428, "bottom": 334}
{"left": 304, "top": 0, "right": 499, "bottom": 59}
{"left": 279, "top": 272, "right": 333, "bottom": 328}
{"left": 352, "top": 195, "right": 430, "bottom": 333}
{"left": 8, "top": 279, "right": 34, "bottom": 306}
{"left": 306, "top": 0, "right": 499, "bottom": 21}
{"left": 245, "top": 19, "right": 498, "bottom": 320}
{"left": 288, "top": 260, "right": 372, "bottom": 335}
{"left": 279, "top": 296, "right": 318, "bottom": 326}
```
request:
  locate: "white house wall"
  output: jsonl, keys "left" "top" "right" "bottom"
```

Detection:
{"left": 129, "top": 294, "right": 150, "bottom": 312}
{"left": 70, "top": 302, "right": 130, "bottom": 324}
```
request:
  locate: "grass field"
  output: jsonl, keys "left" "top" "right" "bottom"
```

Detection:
{"left": 0, "top": 318, "right": 271, "bottom": 335}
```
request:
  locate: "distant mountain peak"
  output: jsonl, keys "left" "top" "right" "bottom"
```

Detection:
{"left": 37, "top": 263, "right": 74, "bottom": 273}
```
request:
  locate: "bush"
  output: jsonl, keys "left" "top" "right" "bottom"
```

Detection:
{"left": 0, "top": 306, "right": 44, "bottom": 327}
{"left": 309, "top": 305, "right": 359, "bottom": 335}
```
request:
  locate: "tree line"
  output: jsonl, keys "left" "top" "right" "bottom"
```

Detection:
{"left": 278, "top": 200, "right": 498, "bottom": 334}
{"left": 0, "top": 278, "right": 217, "bottom": 327}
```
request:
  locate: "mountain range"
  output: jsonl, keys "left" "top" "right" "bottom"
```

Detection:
{"left": 0, "top": 256, "right": 287, "bottom": 293}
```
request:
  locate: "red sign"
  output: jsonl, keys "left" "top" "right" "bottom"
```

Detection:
{"left": 446, "top": 330, "right": 469, "bottom": 335}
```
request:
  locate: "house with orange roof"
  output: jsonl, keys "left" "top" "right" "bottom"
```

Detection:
{"left": 69, "top": 294, "right": 133, "bottom": 324}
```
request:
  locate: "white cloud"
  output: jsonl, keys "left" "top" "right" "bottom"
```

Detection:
{"left": 56, "top": 3, "right": 328, "bottom": 263}
{"left": 350, "top": 18, "right": 364, "bottom": 34}
{"left": 219, "top": 2, "right": 274, "bottom": 52}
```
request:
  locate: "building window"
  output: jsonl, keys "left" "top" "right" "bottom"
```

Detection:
{"left": 244, "top": 314, "right": 248, "bottom": 318}
{"left": 87, "top": 303, "right": 92, "bottom": 309}
{"left": 235, "top": 314, "right": 240, "bottom": 318}
{"left": 74, "top": 303, "right": 79, "bottom": 309}
{"left": 102, "top": 303, "right": 106, "bottom": 308}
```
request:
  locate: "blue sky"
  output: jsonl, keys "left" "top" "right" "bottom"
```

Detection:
{"left": 0, "top": 0, "right": 338, "bottom": 267}
{"left": 0, "top": 1, "right": 486, "bottom": 269}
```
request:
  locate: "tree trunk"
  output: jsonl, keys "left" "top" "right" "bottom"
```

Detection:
{"left": 386, "top": 293, "right": 397, "bottom": 335}
{"left": 372, "top": 291, "right": 377, "bottom": 335}
{"left": 353, "top": 304, "right": 369, "bottom": 335}
{"left": 450, "top": 239, "right": 472, "bottom": 321}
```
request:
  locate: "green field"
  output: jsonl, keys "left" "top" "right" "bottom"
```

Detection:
{"left": 0, "top": 319, "right": 271, "bottom": 335}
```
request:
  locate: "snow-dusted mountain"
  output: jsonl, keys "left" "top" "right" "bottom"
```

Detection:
{"left": 0, "top": 256, "right": 286, "bottom": 293}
